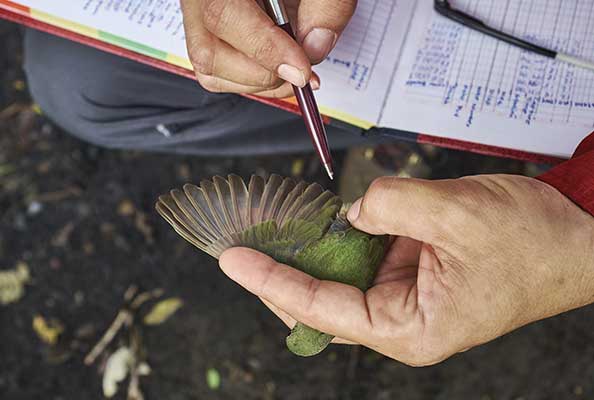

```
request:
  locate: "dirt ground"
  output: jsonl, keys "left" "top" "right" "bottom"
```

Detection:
{"left": 1, "top": 22, "right": 593, "bottom": 400}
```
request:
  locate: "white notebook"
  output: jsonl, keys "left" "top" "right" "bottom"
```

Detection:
{"left": 8, "top": 0, "right": 594, "bottom": 157}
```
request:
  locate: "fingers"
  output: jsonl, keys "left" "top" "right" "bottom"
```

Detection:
{"left": 260, "top": 298, "right": 356, "bottom": 344}
{"left": 187, "top": 34, "right": 282, "bottom": 88}
{"left": 182, "top": 0, "right": 281, "bottom": 90}
{"left": 182, "top": 0, "right": 313, "bottom": 92}
{"left": 296, "top": 0, "right": 358, "bottom": 63}
{"left": 347, "top": 177, "right": 460, "bottom": 245}
{"left": 383, "top": 237, "right": 423, "bottom": 269}
{"left": 220, "top": 247, "right": 373, "bottom": 344}
{"left": 257, "top": 72, "right": 320, "bottom": 98}
{"left": 256, "top": 82, "right": 296, "bottom": 99}
{"left": 373, "top": 237, "right": 422, "bottom": 285}
{"left": 261, "top": 298, "right": 296, "bottom": 328}
{"left": 192, "top": 71, "right": 319, "bottom": 98}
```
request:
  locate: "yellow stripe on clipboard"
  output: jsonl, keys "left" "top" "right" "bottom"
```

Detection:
{"left": 279, "top": 98, "right": 375, "bottom": 130}
{"left": 318, "top": 106, "right": 375, "bottom": 130}
{"left": 29, "top": 9, "right": 98, "bottom": 38}
{"left": 166, "top": 54, "right": 193, "bottom": 70}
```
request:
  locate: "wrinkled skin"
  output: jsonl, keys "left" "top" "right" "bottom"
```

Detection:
{"left": 220, "top": 175, "right": 594, "bottom": 366}
{"left": 180, "top": 0, "right": 357, "bottom": 96}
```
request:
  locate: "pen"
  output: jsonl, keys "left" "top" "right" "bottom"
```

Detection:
{"left": 434, "top": 0, "right": 594, "bottom": 72}
{"left": 262, "top": 0, "right": 335, "bottom": 180}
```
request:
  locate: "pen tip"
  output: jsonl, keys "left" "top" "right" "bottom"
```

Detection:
{"left": 324, "top": 163, "right": 334, "bottom": 180}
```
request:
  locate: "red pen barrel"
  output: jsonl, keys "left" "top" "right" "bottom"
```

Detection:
{"left": 277, "top": 22, "right": 334, "bottom": 179}
{"left": 292, "top": 84, "right": 334, "bottom": 177}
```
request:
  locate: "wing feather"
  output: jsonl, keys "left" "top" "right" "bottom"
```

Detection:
{"left": 156, "top": 174, "right": 342, "bottom": 259}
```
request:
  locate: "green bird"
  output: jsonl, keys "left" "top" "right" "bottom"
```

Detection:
{"left": 156, "top": 174, "right": 387, "bottom": 357}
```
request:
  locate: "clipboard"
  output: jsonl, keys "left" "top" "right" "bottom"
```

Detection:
{"left": 0, "top": 1, "right": 570, "bottom": 165}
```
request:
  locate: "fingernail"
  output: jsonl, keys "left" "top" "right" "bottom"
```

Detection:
{"left": 310, "top": 78, "right": 320, "bottom": 90}
{"left": 218, "top": 251, "right": 235, "bottom": 275}
{"left": 278, "top": 64, "right": 306, "bottom": 87}
{"left": 347, "top": 199, "right": 362, "bottom": 222}
{"left": 303, "top": 28, "right": 337, "bottom": 63}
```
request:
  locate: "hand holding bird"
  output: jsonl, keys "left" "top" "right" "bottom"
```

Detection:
{"left": 156, "top": 174, "right": 386, "bottom": 356}
{"left": 220, "top": 174, "right": 594, "bottom": 365}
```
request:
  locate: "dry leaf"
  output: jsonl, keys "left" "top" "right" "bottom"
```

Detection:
{"left": 117, "top": 200, "right": 135, "bottom": 217}
{"left": 206, "top": 368, "right": 221, "bottom": 390}
{"left": 32, "top": 315, "right": 64, "bottom": 345}
{"left": 0, "top": 261, "right": 30, "bottom": 305}
{"left": 103, "top": 347, "right": 133, "bottom": 398}
{"left": 137, "top": 362, "right": 151, "bottom": 376}
{"left": 0, "top": 163, "right": 15, "bottom": 177}
{"left": 134, "top": 212, "right": 154, "bottom": 244}
{"left": 177, "top": 163, "right": 191, "bottom": 181}
{"left": 83, "top": 241, "right": 95, "bottom": 255}
{"left": 13, "top": 80, "right": 25, "bottom": 91}
{"left": 31, "top": 103, "right": 42, "bottom": 115}
{"left": 51, "top": 222, "right": 75, "bottom": 247}
{"left": 291, "top": 159, "right": 305, "bottom": 176}
{"left": 143, "top": 298, "right": 183, "bottom": 326}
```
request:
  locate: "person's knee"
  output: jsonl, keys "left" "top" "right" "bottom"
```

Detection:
{"left": 22, "top": 29, "right": 185, "bottom": 149}
{"left": 23, "top": 29, "right": 109, "bottom": 141}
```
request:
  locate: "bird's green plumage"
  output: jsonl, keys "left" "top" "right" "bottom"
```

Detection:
{"left": 238, "top": 215, "right": 386, "bottom": 356}
{"left": 295, "top": 223, "right": 386, "bottom": 291}
{"left": 156, "top": 174, "right": 387, "bottom": 357}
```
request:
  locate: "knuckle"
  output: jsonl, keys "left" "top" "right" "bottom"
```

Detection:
{"left": 367, "top": 176, "right": 395, "bottom": 198}
{"left": 402, "top": 353, "right": 444, "bottom": 367}
{"left": 265, "top": 85, "right": 293, "bottom": 99}
{"left": 317, "top": 0, "right": 358, "bottom": 28}
{"left": 189, "top": 45, "right": 215, "bottom": 76}
{"left": 202, "top": 0, "right": 228, "bottom": 34}
{"left": 418, "top": 180, "right": 457, "bottom": 224}
{"left": 447, "top": 177, "right": 504, "bottom": 227}
{"left": 365, "top": 177, "right": 396, "bottom": 205}
{"left": 260, "top": 71, "right": 282, "bottom": 88}
{"left": 196, "top": 74, "right": 222, "bottom": 93}
{"left": 334, "top": 0, "right": 358, "bottom": 18}
{"left": 301, "top": 278, "right": 321, "bottom": 318}
{"left": 359, "top": 177, "right": 397, "bottom": 226}
{"left": 400, "top": 343, "right": 450, "bottom": 367}
{"left": 249, "top": 34, "right": 277, "bottom": 63}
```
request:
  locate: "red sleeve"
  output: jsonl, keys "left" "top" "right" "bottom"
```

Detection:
{"left": 538, "top": 132, "right": 594, "bottom": 216}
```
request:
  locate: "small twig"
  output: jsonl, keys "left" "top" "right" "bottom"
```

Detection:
{"left": 124, "top": 285, "right": 139, "bottom": 302}
{"left": 130, "top": 289, "right": 164, "bottom": 310}
{"left": 84, "top": 286, "right": 138, "bottom": 365}
{"left": 84, "top": 309, "right": 132, "bottom": 366}
{"left": 127, "top": 368, "right": 144, "bottom": 400}
{"left": 35, "top": 186, "right": 83, "bottom": 203}
{"left": 0, "top": 102, "right": 29, "bottom": 120}
{"left": 127, "top": 327, "right": 145, "bottom": 400}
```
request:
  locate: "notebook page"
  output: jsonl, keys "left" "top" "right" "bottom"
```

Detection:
{"left": 380, "top": 0, "right": 594, "bottom": 157}
{"left": 313, "top": 0, "right": 416, "bottom": 127}
{"left": 18, "top": 0, "right": 415, "bottom": 128}
{"left": 19, "top": 0, "right": 188, "bottom": 58}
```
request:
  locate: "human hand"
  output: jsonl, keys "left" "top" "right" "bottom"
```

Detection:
{"left": 181, "top": 0, "right": 356, "bottom": 97}
{"left": 219, "top": 175, "right": 594, "bottom": 365}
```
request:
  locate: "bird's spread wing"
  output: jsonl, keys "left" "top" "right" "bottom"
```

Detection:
{"left": 156, "top": 174, "right": 342, "bottom": 261}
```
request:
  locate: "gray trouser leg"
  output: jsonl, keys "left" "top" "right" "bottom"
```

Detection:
{"left": 23, "top": 29, "right": 374, "bottom": 156}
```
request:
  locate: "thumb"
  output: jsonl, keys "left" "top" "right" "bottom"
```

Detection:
{"left": 347, "top": 177, "right": 458, "bottom": 245}
{"left": 296, "top": 0, "right": 357, "bottom": 63}
{"left": 219, "top": 247, "right": 373, "bottom": 344}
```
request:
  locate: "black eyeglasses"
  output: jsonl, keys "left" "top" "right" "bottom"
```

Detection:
{"left": 433, "top": 0, "right": 594, "bottom": 72}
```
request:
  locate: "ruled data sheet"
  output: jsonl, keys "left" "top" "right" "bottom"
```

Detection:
{"left": 13, "top": 0, "right": 594, "bottom": 156}
{"left": 381, "top": 0, "right": 594, "bottom": 157}
{"left": 19, "top": 0, "right": 188, "bottom": 57}
{"left": 313, "top": 0, "right": 415, "bottom": 125}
